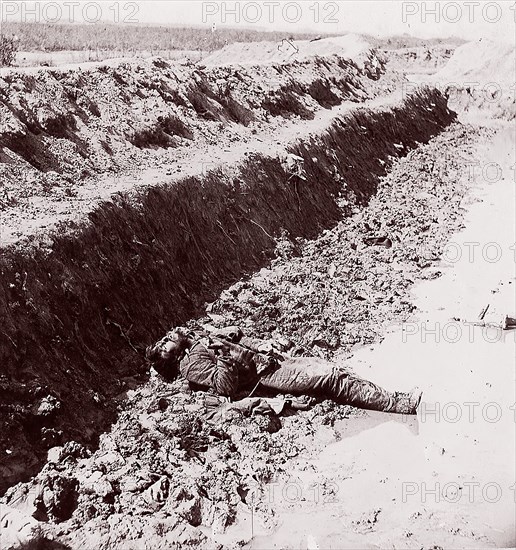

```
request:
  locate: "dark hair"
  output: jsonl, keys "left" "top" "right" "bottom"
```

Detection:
{"left": 145, "top": 345, "right": 162, "bottom": 362}
{"left": 152, "top": 357, "right": 180, "bottom": 381}
{"left": 146, "top": 343, "right": 180, "bottom": 381}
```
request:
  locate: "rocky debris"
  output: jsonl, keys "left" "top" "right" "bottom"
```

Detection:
{"left": 2, "top": 471, "right": 79, "bottom": 530}
{"left": 281, "top": 152, "right": 307, "bottom": 181}
{"left": 384, "top": 45, "right": 456, "bottom": 73}
{"left": 0, "top": 122, "right": 492, "bottom": 548}
{"left": 1, "top": 367, "right": 360, "bottom": 548}
{"left": 201, "top": 124, "right": 488, "bottom": 359}
{"left": 0, "top": 51, "right": 400, "bottom": 237}
{"left": 33, "top": 396, "right": 61, "bottom": 418}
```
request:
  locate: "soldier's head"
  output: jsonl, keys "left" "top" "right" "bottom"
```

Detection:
{"left": 146, "top": 328, "right": 193, "bottom": 380}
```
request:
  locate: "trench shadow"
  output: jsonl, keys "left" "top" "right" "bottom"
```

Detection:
{"left": 17, "top": 538, "right": 71, "bottom": 550}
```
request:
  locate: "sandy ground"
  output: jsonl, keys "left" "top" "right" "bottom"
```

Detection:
{"left": 346, "top": 122, "right": 516, "bottom": 548}
{"left": 238, "top": 123, "right": 516, "bottom": 549}
{"left": 202, "top": 35, "right": 372, "bottom": 66}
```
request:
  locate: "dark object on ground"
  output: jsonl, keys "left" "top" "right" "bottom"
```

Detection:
{"left": 0, "top": 34, "right": 18, "bottom": 67}
{"left": 363, "top": 236, "right": 393, "bottom": 248}
{"left": 503, "top": 315, "right": 516, "bottom": 330}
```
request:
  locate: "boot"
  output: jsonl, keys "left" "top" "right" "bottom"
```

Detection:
{"left": 391, "top": 387, "right": 422, "bottom": 415}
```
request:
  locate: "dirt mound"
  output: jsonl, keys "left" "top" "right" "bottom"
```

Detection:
{"left": 434, "top": 39, "right": 515, "bottom": 120}
{"left": 202, "top": 34, "right": 375, "bottom": 67}
{"left": 0, "top": 88, "right": 455, "bottom": 495}
{"left": 436, "top": 39, "right": 514, "bottom": 87}
{"left": 0, "top": 50, "right": 397, "bottom": 245}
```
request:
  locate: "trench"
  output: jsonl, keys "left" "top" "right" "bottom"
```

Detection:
{"left": 0, "top": 87, "right": 456, "bottom": 493}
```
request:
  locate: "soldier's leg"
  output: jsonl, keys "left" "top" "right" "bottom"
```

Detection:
{"left": 260, "top": 357, "right": 337, "bottom": 394}
{"left": 318, "top": 370, "right": 421, "bottom": 414}
{"left": 321, "top": 371, "right": 394, "bottom": 410}
{"left": 260, "top": 359, "right": 421, "bottom": 414}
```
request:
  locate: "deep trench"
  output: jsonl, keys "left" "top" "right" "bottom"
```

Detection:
{"left": 0, "top": 87, "right": 456, "bottom": 493}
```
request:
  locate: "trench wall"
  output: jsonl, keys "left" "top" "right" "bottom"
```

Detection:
{"left": 0, "top": 88, "right": 456, "bottom": 492}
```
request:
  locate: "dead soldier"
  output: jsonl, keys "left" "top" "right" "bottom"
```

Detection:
{"left": 146, "top": 326, "right": 422, "bottom": 416}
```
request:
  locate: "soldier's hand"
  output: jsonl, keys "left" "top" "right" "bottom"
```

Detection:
{"left": 208, "top": 339, "right": 230, "bottom": 354}
{"left": 256, "top": 354, "right": 279, "bottom": 376}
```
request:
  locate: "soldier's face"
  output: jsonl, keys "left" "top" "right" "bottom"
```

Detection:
{"left": 147, "top": 332, "right": 185, "bottom": 380}
{"left": 159, "top": 337, "right": 182, "bottom": 362}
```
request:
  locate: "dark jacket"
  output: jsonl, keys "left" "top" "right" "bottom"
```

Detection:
{"left": 179, "top": 337, "right": 263, "bottom": 398}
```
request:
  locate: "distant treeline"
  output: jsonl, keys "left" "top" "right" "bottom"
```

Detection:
{"left": 1, "top": 22, "right": 465, "bottom": 53}
{"left": 1, "top": 22, "right": 325, "bottom": 52}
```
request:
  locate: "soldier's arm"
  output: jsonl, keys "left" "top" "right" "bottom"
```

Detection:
{"left": 181, "top": 344, "right": 239, "bottom": 399}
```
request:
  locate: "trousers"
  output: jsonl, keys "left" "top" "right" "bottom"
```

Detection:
{"left": 260, "top": 357, "right": 398, "bottom": 412}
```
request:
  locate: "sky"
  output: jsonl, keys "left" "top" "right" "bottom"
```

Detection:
{"left": 0, "top": 1, "right": 515, "bottom": 42}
